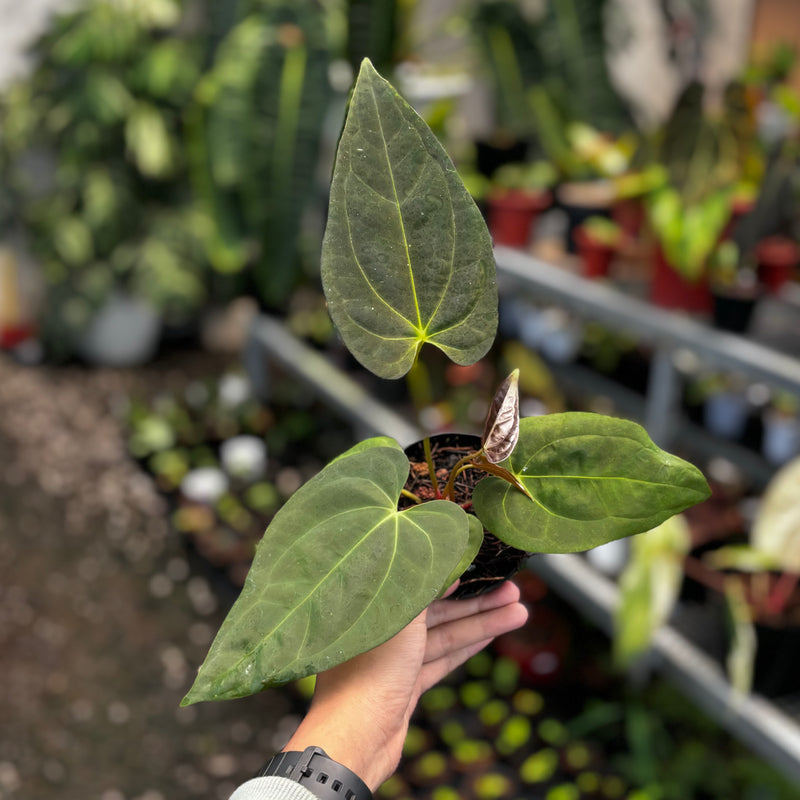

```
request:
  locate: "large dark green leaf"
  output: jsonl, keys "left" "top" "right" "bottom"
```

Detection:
{"left": 321, "top": 59, "right": 497, "bottom": 380}
{"left": 439, "top": 514, "right": 485, "bottom": 597}
{"left": 472, "top": 413, "right": 710, "bottom": 553}
{"left": 182, "top": 437, "right": 471, "bottom": 704}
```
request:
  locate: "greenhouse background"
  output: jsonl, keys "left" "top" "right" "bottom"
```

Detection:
{"left": 1, "top": 1, "right": 800, "bottom": 798}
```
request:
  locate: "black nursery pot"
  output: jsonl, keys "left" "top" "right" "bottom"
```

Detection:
{"left": 475, "top": 138, "right": 529, "bottom": 178}
{"left": 710, "top": 284, "right": 761, "bottom": 333}
{"left": 402, "top": 433, "right": 529, "bottom": 600}
{"left": 753, "top": 622, "right": 800, "bottom": 698}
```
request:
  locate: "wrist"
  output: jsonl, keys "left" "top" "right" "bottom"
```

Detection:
{"left": 283, "top": 709, "right": 406, "bottom": 791}
{"left": 262, "top": 747, "right": 374, "bottom": 800}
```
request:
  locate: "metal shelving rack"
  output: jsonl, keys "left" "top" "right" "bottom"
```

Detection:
{"left": 494, "top": 245, "right": 800, "bottom": 451}
{"left": 246, "top": 248, "right": 800, "bottom": 785}
{"left": 493, "top": 246, "right": 800, "bottom": 783}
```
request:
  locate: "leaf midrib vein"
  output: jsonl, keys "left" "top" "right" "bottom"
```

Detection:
{"left": 519, "top": 474, "right": 701, "bottom": 490}
{"left": 222, "top": 510, "right": 403, "bottom": 684}
{"left": 342, "top": 173, "right": 417, "bottom": 330}
{"left": 368, "top": 81, "right": 423, "bottom": 334}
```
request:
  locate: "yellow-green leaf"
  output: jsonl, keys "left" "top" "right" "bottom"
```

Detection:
{"left": 472, "top": 413, "right": 710, "bottom": 553}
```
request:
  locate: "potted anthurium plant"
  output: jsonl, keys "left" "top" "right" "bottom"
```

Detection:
{"left": 485, "top": 161, "right": 556, "bottom": 248}
{"left": 617, "top": 456, "right": 800, "bottom": 697}
{"left": 181, "top": 60, "right": 710, "bottom": 706}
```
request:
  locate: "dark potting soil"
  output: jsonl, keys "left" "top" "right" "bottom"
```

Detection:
{"left": 401, "top": 434, "right": 529, "bottom": 599}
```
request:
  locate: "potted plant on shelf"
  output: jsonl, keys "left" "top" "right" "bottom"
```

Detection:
{"left": 181, "top": 60, "right": 710, "bottom": 706}
{"left": 574, "top": 216, "right": 623, "bottom": 279}
{"left": 646, "top": 184, "right": 731, "bottom": 313}
{"left": 534, "top": 107, "right": 635, "bottom": 252}
{"left": 616, "top": 455, "right": 800, "bottom": 697}
{"left": 695, "top": 371, "right": 751, "bottom": 442}
{"left": 485, "top": 161, "right": 556, "bottom": 248}
{"left": 643, "top": 80, "right": 754, "bottom": 313}
{"left": 762, "top": 391, "right": 800, "bottom": 467}
{"left": 755, "top": 235, "right": 799, "bottom": 295}
{"left": 707, "top": 241, "right": 762, "bottom": 333}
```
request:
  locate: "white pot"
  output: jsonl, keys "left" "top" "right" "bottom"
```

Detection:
{"left": 762, "top": 411, "right": 800, "bottom": 466}
{"left": 79, "top": 294, "right": 160, "bottom": 367}
{"left": 181, "top": 467, "right": 229, "bottom": 506}
{"left": 220, "top": 436, "right": 267, "bottom": 482}
{"left": 703, "top": 391, "right": 749, "bottom": 440}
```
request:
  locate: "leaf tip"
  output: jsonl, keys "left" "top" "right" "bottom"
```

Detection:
{"left": 358, "top": 57, "right": 378, "bottom": 79}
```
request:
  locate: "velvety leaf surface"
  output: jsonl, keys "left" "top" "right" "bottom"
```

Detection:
{"left": 482, "top": 369, "right": 520, "bottom": 463}
{"left": 439, "top": 514, "right": 485, "bottom": 596}
{"left": 472, "top": 413, "right": 710, "bottom": 553}
{"left": 182, "top": 438, "right": 471, "bottom": 704}
{"left": 321, "top": 59, "right": 497, "bottom": 379}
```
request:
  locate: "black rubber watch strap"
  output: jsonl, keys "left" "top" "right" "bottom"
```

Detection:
{"left": 258, "top": 746, "right": 374, "bottom": 800}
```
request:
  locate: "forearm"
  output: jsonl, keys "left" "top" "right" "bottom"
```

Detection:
{"left": 282, "top": 698, "right": 406, "bottom": 792}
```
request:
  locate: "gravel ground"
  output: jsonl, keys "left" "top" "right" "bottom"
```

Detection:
{"left": 0, "top": 353, "right": 299, "bottom": 800}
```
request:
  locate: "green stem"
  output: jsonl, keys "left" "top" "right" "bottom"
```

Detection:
{"left": 441, "top": 451, "right": 482, "bottom": 501}
{"left": 400, "top": 488, "right": 422, "bottom": 504}
{"left": 407, "top": 358, "right": 433, "bottom": 418}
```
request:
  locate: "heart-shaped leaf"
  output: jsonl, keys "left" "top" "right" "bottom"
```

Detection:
{"left": 482, "top": 369, "right": 520, "bottom": 463}
{"left": 472, "top": 413, "right": 710, "bottom": 553}
{"left": 182, "top": 437, "right": 471, "bottom": 704}
{"left": 321, "top": 59, "right": 498, "bottom": 379}
{"left": 438, "top": 514, "right": 485, "bottom": 596}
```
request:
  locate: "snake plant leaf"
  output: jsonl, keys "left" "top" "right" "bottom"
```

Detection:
{"left": 482, "top": 369, "right": 520, "bottom": 463}
{"left": 321, "top": 58, "right": 497, "bottom": 380}
{"left": 182, "top": 437, "right": 471, "bottom": 704}
{"left": 472, "top": 413, "right": 710, "bottom": 553}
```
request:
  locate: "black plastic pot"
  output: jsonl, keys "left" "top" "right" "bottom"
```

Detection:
{"left": 475, "top": 138, "right": 529, "bottom": 178}
{"left": 753, "top": 623, "right": 800, "bottom": 698}
{"left": 711, "top": 285, "right": 761, "bottom": 333}
{"left": 402, "top": 433, "right": 529, "bottom": 599}
{"left": 556, "top": 180, "right": 615, "bottom": 253}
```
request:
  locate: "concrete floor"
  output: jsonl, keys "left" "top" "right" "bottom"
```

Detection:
{"left": 0, "top": 353, "right": 295, "bottom": 800}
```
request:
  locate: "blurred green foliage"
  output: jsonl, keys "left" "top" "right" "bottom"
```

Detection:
{"left": 188, "top": 0, "right": 332, "bottom": 309}
{"left": 0, "top": 0, "right": 211, "bottom": 358}
{"left": 0, "top": 0, "right": 342, "bottom": 358}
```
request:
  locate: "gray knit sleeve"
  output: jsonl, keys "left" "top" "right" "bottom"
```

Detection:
{"left": 229, "top": 776, "right": 320, "bottom": 800}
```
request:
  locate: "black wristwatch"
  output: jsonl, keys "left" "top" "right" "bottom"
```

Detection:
{"left": 257, "top": 746, "right": 374, "bottom": 800}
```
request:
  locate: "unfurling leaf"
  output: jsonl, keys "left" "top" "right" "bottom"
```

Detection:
{"left": 321, "top": 59, "right": 497, "bottom": 380}
{"left": 182, "top": 437, "right": 471, "bottom": 704}
{"left": 472, "top": 413, "right": 710, "bottom": 553}
{"left": 482, "top": 369, "right": 520, "bottom": 464}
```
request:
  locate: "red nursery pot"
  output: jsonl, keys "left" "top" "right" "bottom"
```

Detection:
{"left": 650, "top": 246, "right": 712, "bottom": 313}
{"left": 0, "top": 322, "right": 35, "bottom": 350}
{"left": 487, "top": 189, "right": 552, "bottom": 248}
{"left": 756, "top": 236, "right": 799, "bottom": 294}
{"left": 575, "top": 228, "right": 615, "bottom": 279}
{"left": 611, "top": 197, "right": 644, "bottom": 239}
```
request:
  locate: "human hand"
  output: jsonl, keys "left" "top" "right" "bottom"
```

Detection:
{"left": 283, "top": 580, "right": 528, "bottom": 790}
